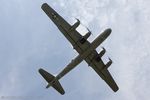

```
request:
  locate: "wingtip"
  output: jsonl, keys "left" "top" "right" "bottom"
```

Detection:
{"left": 107, "top": 28, "right": 112, "bottom": 33}
{"left": 41, "top": 3, "right": 48, "bottom": 9}
{"left": 42, "top": 3, "right": 48, "bottom": 6}
{"left": 113, "top": 86, "right": 119, "bottom": 92}
{"left": 61, "top": 91, "right": 65, "bottom": 95}
{"left": 38, "top": 68, "right": 42, "bottom": 71}
{"left": 38, "top": 68, "right": 44, "bottom": 74}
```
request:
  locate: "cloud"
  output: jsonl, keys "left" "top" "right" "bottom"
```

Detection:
{"left": 54, "top": 0, "right": 150, "bottom": 100}
{"left": 0, "top": 0, "right": 150, "bottom": 100}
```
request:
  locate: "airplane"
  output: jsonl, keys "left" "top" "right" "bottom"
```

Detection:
{"left": 39, "top": 3, "right": 119, "bottom": 95}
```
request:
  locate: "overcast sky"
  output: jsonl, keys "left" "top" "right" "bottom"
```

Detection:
{"left": 0, "top": 0, "right": 150, "bottom": 100}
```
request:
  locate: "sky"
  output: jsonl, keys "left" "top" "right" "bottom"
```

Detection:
{"left": 0, "top": 0, "right": 150, "bottom": 100}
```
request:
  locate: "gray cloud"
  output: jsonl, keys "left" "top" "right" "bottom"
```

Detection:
{"left": 0, "top": 0, "right": 150, "bottom": 100}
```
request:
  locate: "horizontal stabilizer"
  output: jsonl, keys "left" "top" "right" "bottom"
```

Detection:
{"left": 39, "top": 68, "right": 65, "bottom": 95}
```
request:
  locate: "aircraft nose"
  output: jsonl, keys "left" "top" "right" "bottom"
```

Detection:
{"left": 107, "top": 28, "right": 112, "bottom": 33}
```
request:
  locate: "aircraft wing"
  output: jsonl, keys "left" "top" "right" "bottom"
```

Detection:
{"left": 85, "top": 51, "right": 119, "bottom": 92}
{"left": 100, "top": 68, "right": 119, "bottom": 92}
{"left": 41, "top": 3, "right": 90, "bottom": 54}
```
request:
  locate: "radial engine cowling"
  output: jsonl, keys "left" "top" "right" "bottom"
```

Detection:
{"left": 105, "top": 58, "right": 112, "bottom": 69}
{"left": 84, "top": 31, "right": 91, "bottom": 40}
{"left": 70, "top": 19, "right": 80, "bottom": 31}
{"left": 98, "top": 47, "right": 106, "bottom": 57}
{"left": 80, "top": 31, "right": 91, "bottom": 44}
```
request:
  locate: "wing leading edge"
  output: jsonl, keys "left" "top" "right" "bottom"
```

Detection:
{"left": 85, "top": 50, "right": 119, "bottom": 92}
{"left": 101, "top": 68, "right": 119, "bottom": 92}
{"left": 41, "top": 3, "right": 91, "bottom": 54}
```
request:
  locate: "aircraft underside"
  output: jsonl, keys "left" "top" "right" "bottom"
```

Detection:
{"left": 38, "top": 3, "right": 119, "bottom": 95}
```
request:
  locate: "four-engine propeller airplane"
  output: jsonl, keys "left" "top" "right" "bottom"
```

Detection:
{"left": 39, "top": 3, "right": 119, "bottom": 95}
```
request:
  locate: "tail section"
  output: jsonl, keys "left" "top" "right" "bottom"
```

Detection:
{"left": 39, "top": 68, "right": 65, "bottom": 95}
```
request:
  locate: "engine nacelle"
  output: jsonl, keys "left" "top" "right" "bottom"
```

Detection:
{"left": 80, "top": 38, "right": 86, "bottom": 44}
{"left": 70, "top": 18, "right": 80, "bottom": 31}
{"left": 84, "top": 31, "right": 91, "bottom": 40}
{"left": 98, "top": 47, "right": 106, "bottom": 57}
{"left": 80, "top": 29, "right": 91, "bottom": 44}
{"left": 105, "top": 58, "right": 112, "bottom": 69}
